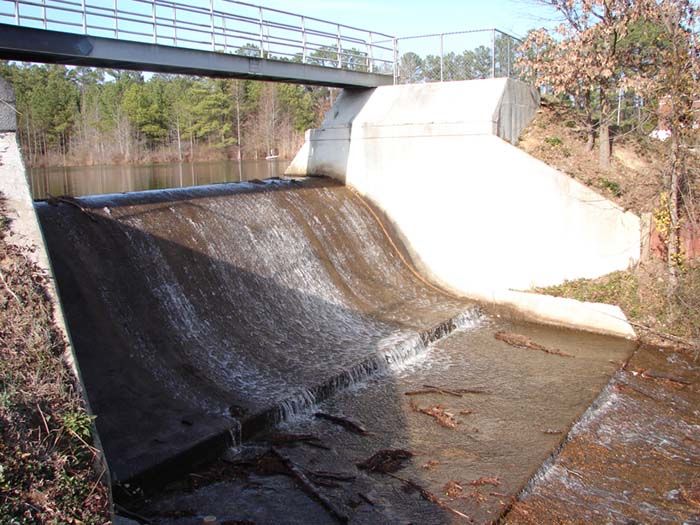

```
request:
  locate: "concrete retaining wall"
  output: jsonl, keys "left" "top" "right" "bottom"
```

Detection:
{"left": 0, "top": 78, "right": 113, "bottom": 488}
{"left": 287, "top": 78, "right": 640, "bottom": 338}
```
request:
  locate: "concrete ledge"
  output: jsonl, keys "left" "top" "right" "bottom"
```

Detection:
{"left": 485, "top": 290, "right": 637, "bottom": 340}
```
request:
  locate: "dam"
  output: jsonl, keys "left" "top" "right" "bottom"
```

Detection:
{"left": 0, "top": 69, "right": 661, "bottom": 522}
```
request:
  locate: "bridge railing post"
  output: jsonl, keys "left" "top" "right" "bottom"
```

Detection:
{"left": 13, "top": 0, "right": 19, "bottom": 24}
{"left": 81, "top": 0, "right": 86, "bottom": 34}
{"left": 301, "top": 16, "right": 307, "bottom": 64}
{"left": 393, "top": 37, "right": 398, "bottom": 84}
{"left": 152, "top": 0, "right": 157, "bottom": 43}
{"left": 336, "top": 24, "right": 341, "bottom": 68}
{"left": 113, "top": 0, "right": 118, "bottom": 38}
{"left": 367, "top": 31, "right": 374, "bottom": 73}
{"left": 209, "top": 0, "right": 215, "bottom": 51}
{"left": 258, "top": 7, "right": 264, "bottom": 58}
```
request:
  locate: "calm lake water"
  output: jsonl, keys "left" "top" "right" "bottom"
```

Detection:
{"left": 29, "top": 159, "right": 291, "bottom": 200}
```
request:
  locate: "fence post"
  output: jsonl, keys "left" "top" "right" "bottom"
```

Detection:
{"left": 209, "top": 0, "right": 215, "bottom": 51}
{"left": 506, "top": 35, "right": 511, "bottom": 77}
{"left": 337, "top": 24, "right": 342, "bottom": 68}
{"left": 301, "top": 16, "right": 306, "bottom": 63}
{"left": 491, "top": 28, "right": 496, "bottom": 78}
{"left": 14, "top": 0, "right": 18, "bottom": 24}
{"left": 152, "top": 0, "right": 157, "bottom": 43}
{"left": 114, "top": 0, "right": 118, "bottom": 38}
{"left": 368, "top": 32, "right": 373, "bottom": 73}
{"left": 393, "top": 37, "right": 398, "bottom": 84}
{"left": 259, "top": 7, "right": 264, "bottom": 57}
{"left": 440, "top": 33, "right": 444, "bottom": 82}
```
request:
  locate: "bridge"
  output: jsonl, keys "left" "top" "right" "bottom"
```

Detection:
{"left": 0, "top": 0, "right": 396, "bottom": 88}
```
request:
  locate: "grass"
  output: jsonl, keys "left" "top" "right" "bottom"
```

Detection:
{"left": 535, "top": 262, "right": 700, "bottom": 349}
{"left": 0, "top": 195, "right": 110, "bottom": 523}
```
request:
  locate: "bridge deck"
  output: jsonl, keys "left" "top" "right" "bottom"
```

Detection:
{"left": 0, "top": 24, "right": 392, "bottom": 88}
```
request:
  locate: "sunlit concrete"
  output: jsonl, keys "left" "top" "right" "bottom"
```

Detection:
{"left": 288, "top": 78, "right": 640, "bottom": 338}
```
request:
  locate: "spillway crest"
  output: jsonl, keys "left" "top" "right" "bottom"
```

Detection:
{"left": 36, "top": 178, "right": 477, "bottom": 482}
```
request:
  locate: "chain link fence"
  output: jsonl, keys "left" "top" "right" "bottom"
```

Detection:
{"left": 393, "top": 29, "right": 522, "bottom": 84}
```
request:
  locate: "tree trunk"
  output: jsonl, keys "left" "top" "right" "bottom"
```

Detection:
{"left": 667, "top": 134, "right": 681, "bottom": 298}
{"left": 599, "top": 89, "right": 611, "bottom": 169}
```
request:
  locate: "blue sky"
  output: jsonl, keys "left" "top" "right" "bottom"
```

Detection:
{"left": 257, "top": 0, "right": 559, "bottom": 39}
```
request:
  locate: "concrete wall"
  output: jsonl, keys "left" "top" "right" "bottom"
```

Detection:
{"left": 0, "top": 78, "right": 113, "bottom": 488}
{"left": 287, "top": 78, "right": 640, "bottom": 338}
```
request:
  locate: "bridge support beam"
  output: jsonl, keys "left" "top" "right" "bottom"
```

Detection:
{"left": 0, "top": 24, "right": 392, "bottom": 88}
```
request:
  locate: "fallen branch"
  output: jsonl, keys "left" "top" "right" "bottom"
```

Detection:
{"left": 357, "top": 449, "right": 413, "bottom": 473}
{"left": 270, "top": 447, "right": 349, "bottom": 523}
{"left": 409, "top": 399, "right": 457, "bottom": 429}
{"left": 404, "top": 385, "right": 488, "bottom": 397}
{"left": 384, "top": 472, "right": 472, "bottom": 522}
{"left": 494, "top": 331, "right": 574, "bottom": 358}
{"left": 268, "top": 433, "right": 331, "bottom": 450}
{"left": 469, "top": 476, "right": 500, "bottom": 487}
{"left": 0, "top": 268, "right": 21, "bottom": 306}
{"left": 314, "top": 412, "right": 368, "bottom": 436}
{"left": 626, "top": 319, "right": 698, "bottom": 350}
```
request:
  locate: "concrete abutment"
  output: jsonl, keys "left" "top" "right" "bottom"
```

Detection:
{"left": 288, "top": 78, "right": 640, "bottom": 338}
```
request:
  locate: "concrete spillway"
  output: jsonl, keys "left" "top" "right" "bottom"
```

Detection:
{"left": 36, "top": 177, "right": 479, "bottom": 483}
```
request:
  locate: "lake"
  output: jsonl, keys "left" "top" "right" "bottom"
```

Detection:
{"left": 29, "top": 159, "right": 291, "bottom": 200}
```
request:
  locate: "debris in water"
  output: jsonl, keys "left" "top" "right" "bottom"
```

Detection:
{"left": 632, "top": 368, "right": 692, "bottom": 386}
{"left": 469, "top": 476, "right": 501, "bottom": 487}
{"left": 542, "top": 429, "right": 563, "bottom": 435}
{"left": 269, "top": 448, "right": 349, "bottom": 523}
{"left": 314, "top": 412, "right": 368, "bottom": 435}
{"left": 404, "top": 384, "right": 488, "bottom": 397}
{"left": 444, "top": 480, "right": 464, "bottom": 497}
{"left": 421, "top": 460, "right": 444, "bottom": 470}
{"left": 356, "top": 449, "right": 414, "bottom": 473}
{"left": 385, "top": 472, "right": 472, "bottom": 521}
{"left": 357, "top": 492, "right": 375, "bottom": 506}
{"left": 681, "top": 481, "right": 700, "bottom": 507}
{"left": 267, "top": 433, "right": 330, "bottom": 450}
{"left": 409, "top": 399, "right": 458, "bottom": 429}
{"left": 459, "top": 410, "right": 474, "bottom": 416}
{"left": 494, "top": 331, "right": 574, "bottom": 358}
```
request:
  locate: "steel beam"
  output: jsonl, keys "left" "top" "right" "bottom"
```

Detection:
{"left": 0, "top": 24, "right": 392, "bottom": 89}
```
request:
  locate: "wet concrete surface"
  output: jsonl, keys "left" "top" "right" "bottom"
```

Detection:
{"left": 35, "top": 178, "right": 475, "bottom": 483}
{"left": 129, "top": 319, "right": 636, "bottom": 524}
{"left": 505, "top": 343, "right": 700, "bottom": 525}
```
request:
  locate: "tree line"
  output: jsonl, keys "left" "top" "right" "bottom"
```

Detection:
{"left": 0, "top": 61, "right": 333, "bottom": 167}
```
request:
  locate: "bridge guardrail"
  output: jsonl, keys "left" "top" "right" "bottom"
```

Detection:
{"left": 0, "top": 0, "right": 397, "bottom": 75}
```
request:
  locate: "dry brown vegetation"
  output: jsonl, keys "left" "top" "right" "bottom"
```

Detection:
{"left": 522, "top": 102, "right": 700, "bottom": 349}
{"left": 0, "top": 195, "right": 110, "bottom": 523}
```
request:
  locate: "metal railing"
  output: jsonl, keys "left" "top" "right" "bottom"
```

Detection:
{"left": 0, "top": 0, "right": 396, "bottom": 74}
{"left": 393, "top": 29, "right": 523, "bottom": 84}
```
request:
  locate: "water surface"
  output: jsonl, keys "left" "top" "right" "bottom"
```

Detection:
{"left": 29, "top": 159, "right": 290, "bottom": 200}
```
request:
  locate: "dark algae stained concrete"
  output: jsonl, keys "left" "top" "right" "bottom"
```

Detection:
{"left": 35, "top": 177, "right": 476, "bottom": 483}
{"left": 133, "top": 320, "right": 637, "bottom": 524}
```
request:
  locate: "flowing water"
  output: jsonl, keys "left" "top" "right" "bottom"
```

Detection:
{"left": 34, "top": 172, "right": 642, "bottom": 523}
{"left": 29, "top": 159, "right": 289, "bottom": 200}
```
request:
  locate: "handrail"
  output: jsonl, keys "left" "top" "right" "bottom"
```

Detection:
{"left": 0, "top": 0, "right": 397, "bottom": 74}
